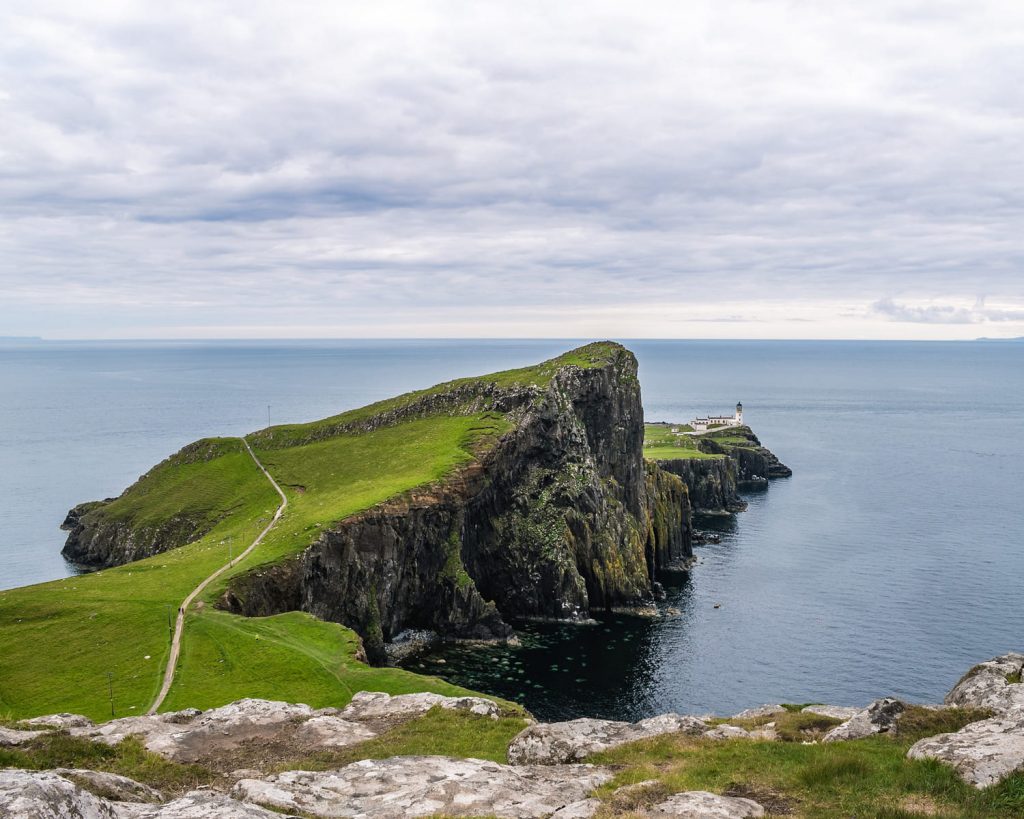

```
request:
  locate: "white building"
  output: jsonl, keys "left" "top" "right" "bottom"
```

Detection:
{"left": 691, "top": 402, "right": 743, "bottom": 432}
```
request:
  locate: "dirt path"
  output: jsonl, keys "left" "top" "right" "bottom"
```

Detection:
{"left": 147, "top": 437, "right": 287, "bottom": 715}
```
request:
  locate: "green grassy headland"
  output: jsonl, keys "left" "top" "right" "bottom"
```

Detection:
{"left": 0, "top": 343, "right": 620, "bottom": 721}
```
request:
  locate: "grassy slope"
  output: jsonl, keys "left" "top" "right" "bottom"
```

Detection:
{"left": 0, "top": 344, "right": 618, "bottom": 721}
{"left": 591, "top": 706, "right": 1024, "bottom": 818}
{"left": 643, "top": 423, "right": 724, "bottom": 461}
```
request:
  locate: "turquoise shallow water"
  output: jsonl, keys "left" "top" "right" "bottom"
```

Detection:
{"left": 1, "top": 339, "right": 1022, "bottom": 717}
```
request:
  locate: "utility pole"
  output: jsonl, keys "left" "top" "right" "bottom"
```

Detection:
{"left": 106, "top": 672, "right": 114, "bottom": 718}
{"left": 267, "top": 405, "right": 271, "bottom": 427}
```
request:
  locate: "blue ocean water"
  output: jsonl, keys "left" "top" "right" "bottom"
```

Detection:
{"left": 1, "top": 339, "right": 1022, "bottom": 716}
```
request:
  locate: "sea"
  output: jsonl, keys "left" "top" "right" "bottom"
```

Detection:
{"left": 2, "top": 339, "right": 1022, "bottom": 718}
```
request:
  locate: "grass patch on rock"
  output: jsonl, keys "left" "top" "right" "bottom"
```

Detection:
{"left": 588, "top": 714, "right": 1024, "bottom": 818}
{"left": 272, "top": 706, "right": 530, "bottom": 772}
{"left": 0, "top": 733, "right": 213, "bottom": 797}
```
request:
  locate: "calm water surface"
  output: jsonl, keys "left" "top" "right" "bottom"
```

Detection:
{"left": 2, "top": 339, "right": 1022, "bottom": 717}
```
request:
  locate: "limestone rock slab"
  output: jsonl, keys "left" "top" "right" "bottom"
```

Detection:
{"left": 72, "top": 699, "right": 375, "bottom": 762}
{"left": 0, "top": 769, "right": 122, "bottom": 819}
{"left": 823, "top": 698, "right": 905, "bottom": 742}
{"left": 731, "top": 704, "right": 785, "bottom": 720}
{"left": 944, "top": 653, "right": 1024, "bottom": 715}
{"left": 647, "top": 791, "right": 765, "bottom": 817}
{"left": 907, "top": 713, "right": 1024, "bottom": 789}
{"left": 117, "top": 790, "right": 298, "bottom": 818}
{"left": 231, "top": 755, "right": 613, "bottom": 818}
{"left": 338, "top": 690, "right": 502, "bottom": 722}
{"left": 25, "top": 713, "right": 95, "bottom": 730}
{"left": 54, "top": 768, "right": 164, "bottom": 803}
{"left": 703, "top": 725, "right": 752, "bottom": 741}
{"left": 508, "top": 714, "right": 706, "bottom": 765}
{"left": 0, "top": 725, "right": 46, "bottom": 746}
{"left": 802, "top": 705, "right": 861, "bottom": 721}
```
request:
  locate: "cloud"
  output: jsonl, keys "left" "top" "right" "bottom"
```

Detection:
{"left": 1, "top": 1, "right": 1023, "bottom": 338}
{"left": 871, "top": 297, "right": 1024, "bottom": 324}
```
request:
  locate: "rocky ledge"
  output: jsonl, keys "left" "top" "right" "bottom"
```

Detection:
{"left": 6, "top": 653, "right": 1024, "bottom": 817}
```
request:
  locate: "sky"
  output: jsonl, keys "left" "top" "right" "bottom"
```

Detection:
{"left": 1, "top": 1, "right": 1022, "bottom": 340}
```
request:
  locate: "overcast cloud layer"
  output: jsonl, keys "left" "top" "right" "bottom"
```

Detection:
{"left": 1, "top": 0, "right": 1022, "bottom": 339}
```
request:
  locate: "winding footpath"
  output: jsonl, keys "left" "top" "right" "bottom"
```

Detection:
{"left": 148, "top": 437, "right": 288, "bottom": 715}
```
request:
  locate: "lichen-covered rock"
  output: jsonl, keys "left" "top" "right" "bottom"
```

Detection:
{"left": 907, "top": 713, "right": 1024, "bottom": 788}
{"left": 118, "top": 790, "right": 296, "bottom": 818}
{"left": 54, "top": 769, "right": 163, "bottom": 803}
{"left": 731, "top": 704, "right": 785, "bottom": 720}
{"left": 508, "top": 714, "right": 707, "bottom": 765}
{"left": 72, "top": 699, "right": 375, "bottom": 762}
{"left": 801, "top": 705, "right": 862, "bottom": 721}
{"left": 944, "top": 653, "right": 1024, "bottom": 715}
{"left": 230, "top": 755, "right": 613, "bottom": 818}
{"left": 338, "top": 690, "right": 502, "bottom": 722}
{"left": 822, "top": 698, "right": 905, "bottom": 742}
{"left": 702, "top": 725, "right": 753, "bottom": 741}
{"left": 0, "top": 769, "right": 121, "bottom": 819}
{"left": 647, "top": 791, "right": 765, "bottom": 818}
{"left": 25, "top": 712, "right": 95, "bottom": 730}
{"left": 0, "top": 725, "right": 46, "bottom": 746}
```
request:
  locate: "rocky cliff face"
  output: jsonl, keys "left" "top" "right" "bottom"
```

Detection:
{"left": 654, "top": 458, "right": 745, "bottom": 514}
{"left": 652, "top": 428, "right": 791, "bottom": 514}
{"left": 221, "top": 347, "right": 692, "bottom": 662}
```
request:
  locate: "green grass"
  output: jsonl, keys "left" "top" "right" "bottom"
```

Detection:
{"left": 249, "top": 342, "right": 624, "bottom": 450}
{"left": 0, "top": 733, "right": 214, "bottom": 797}
{"left": 0, "top": 331, "right": 613, "bottom": 722}
{"left": 162, "top": 611, "right": 482, "bottom": 712}
{"left": 643, "top": 423, "right": 725, "bottom": 461}
{"left": 589, "top": 706, "right": 1019, "bottom": 818}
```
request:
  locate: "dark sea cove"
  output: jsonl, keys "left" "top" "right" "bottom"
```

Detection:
{"left": 2, "top": 338, "right": 1022, "bottom": 718}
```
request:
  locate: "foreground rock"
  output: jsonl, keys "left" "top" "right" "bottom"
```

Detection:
{"left": 822, "top": 698, "right": 905, "bottom": 742}
{"left": 57, "top": 693, "right": 505, "bottom": 766}
{"left": 119, "top": 791, "right": 297, "bottom": 818}
{"left": 0, "top": 769, "right": 121, "bottom": 818}
{"left": 71, "top": 699, "right": 375, "bottom": 763}
{"left": 0, "top": 725, "right": 46, "bottom": 746}
{"left": 508, "top": 714, "right": 707, "bottom": 764}
{"left": 231, "top": 755, "right": 613, "bottom": 818}
{"left": 1, "top": 769, "right": 295, "bottom": 818}
{"left": 802, "top": 705, "right": 861, "bottom": 721}
{"left": 54, "top": 768, "right": 163, "bottom": 803}
{"left": 648, "top": 791, "right": 765, "bottom": 818}
{"left": 338, "top": 690, "right": 502, "bottom": 722}
{"left": 907, "top": 712, "right": 1024, "bottom": 788}
{"left": 944, "top": 653, "right": 1024, "bottom": 715}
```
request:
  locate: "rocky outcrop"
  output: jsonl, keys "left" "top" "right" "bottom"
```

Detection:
{"left": 648, "top": 791, "right": 765, "bottom": 818}
{"left": 904, "top": 652, "right": 1024, "bottom": 788}
{"left": 943, "top": 653, "right": 1024, "bottom": 715}
{"left": 508, "top": 714, "right": 707, "bottom": 765}
{"left": 650, "top": 428, "right": 789, "bottom": 514}
{"left": 907, "top": 713, "right": 1024, "bottom": 789}
{"left": 0, "top": 769, "right": 123, "bottom": 819}
{"left": 53, "top": 769, "right": 164, "bottom": 803}
{"left": 0, "top": 725, "right": 46, "bottom": 746}
{"left": 801, "top": 705, "right": 862, "bottom": 720}
{"left": 0, "top": 770, "right": 290, "bottom": 819}
{"left": 822, "top": 698, "right": 905, "bottom": 742}
{"left": 655, "top": 458, "right": 745, "bottom": 513}
{"left": 221, "top": 345, "right": 693, "bottom": 661}
{"left": 231, "top": 756, "right": 613, "bottom": 819}
{"left": 59, "top": 694, "right": 504, "bottom": 765}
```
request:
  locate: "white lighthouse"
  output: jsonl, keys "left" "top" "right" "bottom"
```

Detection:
{"left": 735, "top": 402, "right": 743, "bottom": 425}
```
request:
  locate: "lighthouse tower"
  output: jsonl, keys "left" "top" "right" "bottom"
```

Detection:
{"left": 735, "top": 402, "right": 743, "bottom": 425}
